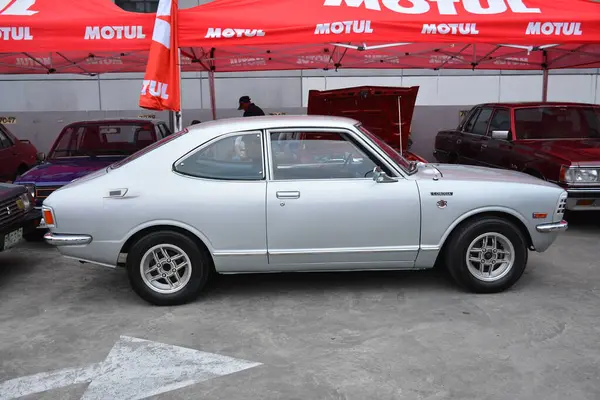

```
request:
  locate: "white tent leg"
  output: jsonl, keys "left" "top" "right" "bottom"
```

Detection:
{"left": 208, "top": 70, "right": 217, "bottom": 120}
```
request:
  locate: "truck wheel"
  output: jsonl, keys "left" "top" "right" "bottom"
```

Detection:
{"left": 445, "top": 217, "right": 528, "bottom": 293}
{"left": 126, "top": 231, "right": 211, "bottom": 306}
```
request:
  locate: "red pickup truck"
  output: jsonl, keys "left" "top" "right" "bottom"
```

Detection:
{"left": 0, "top": 124, "right": 39, "bottom": 182}
{"left": 307, "top": 86, "right": 426, "bottom": 162}
{"left": 434, "top": 102, "right": 600, "bottom": 211}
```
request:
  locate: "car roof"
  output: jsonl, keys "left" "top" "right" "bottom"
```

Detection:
{"left": 475, "top": 102, "right": 600, "bottom": 108}
{"left": 187, "top": 115, "right": 359, "bottom": 133}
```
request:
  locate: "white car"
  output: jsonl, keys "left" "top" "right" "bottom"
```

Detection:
{"left": 43, "top": 116, "right": 568, "bottom": 305}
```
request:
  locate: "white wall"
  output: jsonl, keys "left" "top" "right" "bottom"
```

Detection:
{"left": 1, "top": 69, "right": 598, "bottom": 113}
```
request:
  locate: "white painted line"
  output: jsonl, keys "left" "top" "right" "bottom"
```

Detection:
{"left": 0, "top": 336, "right": 261, "bottom": 400}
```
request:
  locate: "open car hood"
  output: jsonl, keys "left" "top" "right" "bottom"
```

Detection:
{"left": 307, "top": 86, "right": 419, "bottom": 153}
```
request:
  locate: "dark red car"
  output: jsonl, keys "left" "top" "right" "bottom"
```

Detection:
{"left": 0, "top": 124, "right": 39, "bottom": 182}
{"left": 434, "top": 102, "right": 600, "bottom": 211}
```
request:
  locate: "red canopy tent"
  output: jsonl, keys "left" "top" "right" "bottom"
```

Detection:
{"left": 176, "top": 0, "right": 600, "bottom": 72}
{"left": 3, "top": 0, "right": 600, "bottom": 75}
{"left": 0, "top": 0, "right": 154, "bottom": 74}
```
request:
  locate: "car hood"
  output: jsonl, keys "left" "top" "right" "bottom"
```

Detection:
{"left": 420, "top": 163, "right": 558, "bottom": 188}
{"left": 15, "top": 157, "right": 121, "bottom": 184}
{"left": 0, "top": 182, "right": 25, "bottom": 200}
{"left": 516, "top": 139, "right": 600, "bottom": 164}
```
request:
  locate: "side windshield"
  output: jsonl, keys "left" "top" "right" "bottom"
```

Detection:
{"left": 50, "top": 123, "right": 159, "bottom": 158}
{"left": 356, "top": 125, "right": 411, "bottom": 171}
{"left": 514, "top": 107, "right": 600, "bottom": 139}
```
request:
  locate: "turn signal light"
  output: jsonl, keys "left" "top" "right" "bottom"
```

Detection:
{"left": 42, "top": 208, "right": 55, "bottom": 227}
{"left": 532, "top": 213, "right": 548, "bottom": 219}
{"left": 576, "top": 199, "right": 594, "bottom": 206}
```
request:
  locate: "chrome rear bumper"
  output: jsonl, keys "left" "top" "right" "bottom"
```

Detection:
{"left": 536, "top": 220, "right": 568, "bottom": 233}
{"left": 44, "top": 232, "right": 92, "bottom": 246}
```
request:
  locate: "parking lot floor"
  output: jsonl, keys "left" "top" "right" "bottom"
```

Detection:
{"left": 0, "top": 213, "right": 599, "bottom": 400}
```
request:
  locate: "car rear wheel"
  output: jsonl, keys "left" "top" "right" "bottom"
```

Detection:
{"left": 126, "top": 231, "right": 211, "bottom": 306}
{"left": 445, "top": 217, "right": 528, "bottom": 293}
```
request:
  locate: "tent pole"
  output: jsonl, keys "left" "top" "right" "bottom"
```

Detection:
{"left": 542, "top": 50, "right": 549, "bottom": 102}
{"left": 174, "top": 49, "right": 183, "bottom": 131}
{"left": 208, "top": 69, "right": 217, "bottom": 120}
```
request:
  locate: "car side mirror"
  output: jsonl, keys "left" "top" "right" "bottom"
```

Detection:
{"left": 491, "top": 130, "right": 510, "bottom": 140}
{"left": 36, "top": 152, "right": 46, "bottom": 162}
{"left": 372, "top": 166, "right": 397, "bottom": 183}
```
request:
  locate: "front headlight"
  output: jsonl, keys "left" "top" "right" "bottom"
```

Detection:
{"left": 22, "top": 183, "right": 35, "bottom": 199}
{"left": 560, "top": 166, "right": 600, "bottom": 184}
{"left": 18, "top": 193, "right": 32, "bottom": 211}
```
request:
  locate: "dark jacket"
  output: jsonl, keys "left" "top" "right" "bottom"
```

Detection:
{"left": 243, "top": 103, "right": 265, "bottom": 117}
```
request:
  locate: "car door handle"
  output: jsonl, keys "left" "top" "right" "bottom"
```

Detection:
{"left": 456, "top": 139, "right": 462, "bottom": 144}
{"left": 276, "top": 191, "right": 300, "bottom": 199}
{"left": 481, "top": 143, "right": 488, "bottom": 149}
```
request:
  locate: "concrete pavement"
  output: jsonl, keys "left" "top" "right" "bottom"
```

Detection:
{"left": 0, "top": 213, "right": 599, "bottom": 400}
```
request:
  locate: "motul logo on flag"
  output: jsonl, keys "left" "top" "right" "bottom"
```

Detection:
{"left": 0, "top": 0, "right": 38, "bottom": 16}
{"left": 141, "top": 80, "right": 169, "bottom": 100}
{"left": 139, "top": 0, "right": 180, "bottom": 112}
{"left": 322, "top": 0, "right": 541, "bottom": 15}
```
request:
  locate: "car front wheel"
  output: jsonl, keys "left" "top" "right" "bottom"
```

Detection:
{"left": 126, "top": 231, "right": 211, "bottom": 306}
{"left": 445, "top": 217, "right": 528, "bottom": 293}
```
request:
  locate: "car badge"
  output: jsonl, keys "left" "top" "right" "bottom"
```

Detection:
{"left": 16, "top": 199, "right": 24, "bottom": 210}
{"left": 6, "top": 206, "right": 11, "bottom": 215}
{"left": 437, "top": 200, "right": 448, "bottom": 209}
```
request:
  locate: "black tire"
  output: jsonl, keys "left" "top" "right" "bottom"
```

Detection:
{"left": 126, "top": 231, "right": 212, "bottom": 306}
{"left": 444, "top": 217, "right": 528, "bottom": 293}
{"left": 24, "top": 230, "right": 46, "bottom": 242}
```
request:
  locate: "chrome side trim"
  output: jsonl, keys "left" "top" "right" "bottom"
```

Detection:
{"left": 536, "top": 220, "right": 568, "bottom": 233}
{"left": 44, "top": 232, "right": 92, "bottom": 246}
{"left": 213, "top": 249, "right": 267, "bottom": 256}
{"left": 419, "top": 245, "right": 441, "bottom": 251}
{"left": 567, "top": 189, "right": 600, "bottom": 193}
{"left": 268, "top": 245, "right": 419, "bottom": 256}
{"left": 64, "top": 256, "right": 117, "bottom": 269}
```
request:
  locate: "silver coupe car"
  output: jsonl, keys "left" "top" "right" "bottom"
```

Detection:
{"left": 43, "top": 116, "right": 568, "bottom": 305}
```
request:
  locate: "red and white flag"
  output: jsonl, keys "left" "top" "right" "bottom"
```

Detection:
{"left": 139, "top": 0, "right": 180, "bottom": 111}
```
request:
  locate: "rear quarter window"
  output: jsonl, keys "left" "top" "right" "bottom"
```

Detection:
{"left": 110, "top": 128, "right": 189, "bottom": 169}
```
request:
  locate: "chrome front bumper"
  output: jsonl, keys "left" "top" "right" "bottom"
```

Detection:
{"left": 44, "top": 232, "right": 92, "bottom": 246}
{"left": 536, "top": 220, "right": 568, "bottom": 233}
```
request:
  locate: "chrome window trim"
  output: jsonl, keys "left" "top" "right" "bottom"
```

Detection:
{"left": 172, "top": 129, "right": 266, "bottom": 182}
{"left": 265, "top": 126, "right": 407, "bottom": 182}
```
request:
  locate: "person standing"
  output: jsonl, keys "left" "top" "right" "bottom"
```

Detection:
{"left": 238, "top": 96, "right": 265, "bottom": 117}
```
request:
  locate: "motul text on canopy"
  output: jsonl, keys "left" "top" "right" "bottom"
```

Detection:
{"left": 323, "top": 0, "right": 542, "bottom": 14}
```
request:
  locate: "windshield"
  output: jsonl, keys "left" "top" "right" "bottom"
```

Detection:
{"left": 357, "top": 125, "right": 412, "bottom": 171}
{"left": 110, "top": 128, "right": 189, "bottom": 169}
{"left": 514, "top": 107, "right": 600, "bottom": 140}
{"left": 50, "top": 123, "right": 158, "bottom": 159}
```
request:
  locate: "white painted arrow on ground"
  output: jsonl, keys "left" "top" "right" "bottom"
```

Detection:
{"left": 0, "top": 336, "right": 261, "bottom": 400}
